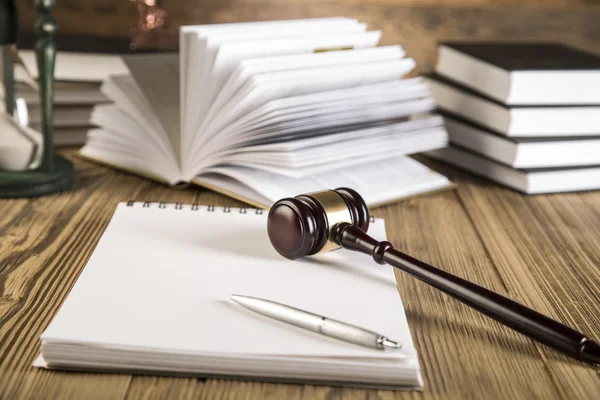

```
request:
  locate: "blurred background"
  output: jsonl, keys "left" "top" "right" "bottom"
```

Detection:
{"left": 16, "top": 0, "right": 600, "bottom": 74}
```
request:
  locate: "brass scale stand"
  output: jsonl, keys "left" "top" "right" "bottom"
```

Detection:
{"left": 0, "top": 0, "right": 73, "bottom": 197}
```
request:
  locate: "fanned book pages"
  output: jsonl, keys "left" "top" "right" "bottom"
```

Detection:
{"left": 34, "top": 202, "right": 422, "bottom": 390}
{"left": 81, "top": 18, "right": 451, "bottom": 208}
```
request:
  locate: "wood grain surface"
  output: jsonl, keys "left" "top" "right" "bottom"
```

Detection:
{"left": 0, "top": 150, "right": 599, "bottom": 399}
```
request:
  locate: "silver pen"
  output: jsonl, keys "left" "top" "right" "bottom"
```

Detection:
{"left": 230, "top": 294, "right": 402, "bottom": 350}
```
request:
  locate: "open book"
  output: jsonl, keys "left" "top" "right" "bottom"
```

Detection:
{"left": 81, "top": 18, "right": 450, "bottom": 208}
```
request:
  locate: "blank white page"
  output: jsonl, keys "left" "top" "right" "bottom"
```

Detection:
{"left": 198, "top": 156, "right": 451, "bottom": 206}
{"left": 40, "top": 203, "right": 418, "bottom": 361}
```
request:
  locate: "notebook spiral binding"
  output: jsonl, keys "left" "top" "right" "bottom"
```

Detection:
{"left": 124, "top": 201, "right": 376, "bottom": 222}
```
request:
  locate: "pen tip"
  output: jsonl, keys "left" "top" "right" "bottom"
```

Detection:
{"left": 381, "top": 337, "right": 402, "bottom": 350}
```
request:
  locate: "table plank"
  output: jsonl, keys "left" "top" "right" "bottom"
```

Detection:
{"left": 0, "top": 155, "right": 146, "bottom": 399}
{"left": 441, "top": 167, "right": 600, "bottom": 398}
{"left": 1, "top": 151, "right": 599, "bottom": 399}
{"left": 373, "top": 191, "right": 563, "bottom": 399}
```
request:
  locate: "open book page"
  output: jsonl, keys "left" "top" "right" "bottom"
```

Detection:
{"left": 213, "top": 78, "right": 428, "bottom": 143}
{"left": 186, "top": 58, "right": 415, "bottom": 177}
{"left": 228, "top": 116, "right": 444, "bottom": 152}
{"left": 195, "top": 56, "right": 414, "bottom": 147}
{"left": 194, "top": 156, "right": 452, "bottom": 208}
{"left": 183, "top": 31, "right": 382, "bottom": 172}
{"left": 99, "top": 77, "right": 176, "bottom": 164}
{"left": 226, "top": 98, "right": 434, "bottom": 146}
{"left": 80, "top": 74, "right": 181, "bottom": 184}
{"left": 201, "top": 46, "right": 407, "bottom": 138}
{"left": 207, "top": 117, "right": 448, "bottom": 177}
{"left": 220, "top": 130, "right": 447, "bottom": 178}
{"left": 179, "top": 18, "right": 362, "bottom": 145}
{"left": 190, "top": 28, "right": 371, "bottom": 136}
{"left": 180, "top": 18, "right": 367, "bottom": 167}
{"left": 84, "top": 125, "right": 178, "bottom": 183}
{"left": 123, "top": 54, "right": 181, "bottom": 164}
{"left": 193, "top": 79, "right": 432, "bottom": 175}
{"left": 200, "top": 58, "right": 414, "bottom": 139}
{"left": 86, "top": 110, "right": 177, "bottom": 182}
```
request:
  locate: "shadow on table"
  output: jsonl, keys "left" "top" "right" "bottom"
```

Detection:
{"left": 404, "top": 309, "right": 588, "bottom": 366}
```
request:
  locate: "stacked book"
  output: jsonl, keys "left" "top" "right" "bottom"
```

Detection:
{"left": 82, "top": 18, "right": 452, "bottom": 208}
{"left": 14, "top": 33, "right": 131, "bottom": 146}
{"left": 14, "top": 79, "right": 109, "bottom": 146}
{"left": 425, "top": 42, "right": 600, "bottom": 194}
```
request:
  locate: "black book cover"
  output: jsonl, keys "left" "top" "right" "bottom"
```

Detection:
{"left": 441, "top": 42, "right": 600, "bottom": 71}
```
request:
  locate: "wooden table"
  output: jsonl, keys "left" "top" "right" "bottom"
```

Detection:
{"left": 0, "top": 150, "right": 598, "bottom": 399}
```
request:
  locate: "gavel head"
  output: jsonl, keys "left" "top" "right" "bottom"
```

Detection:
{"left": 267, "top": 188, "right": 369, "bottom": 259}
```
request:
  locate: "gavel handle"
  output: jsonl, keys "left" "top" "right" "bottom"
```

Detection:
{"left": 332, "top": 223, "right": 600, "bottom": 365}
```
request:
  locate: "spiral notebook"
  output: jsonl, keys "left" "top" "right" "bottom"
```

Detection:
{"left": 34, "top": 202, "right": 422, "bottom": 389}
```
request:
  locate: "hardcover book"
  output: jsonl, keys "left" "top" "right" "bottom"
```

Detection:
{"left": 425, "top": 74, "right": 600, "bottom": 137}
{"left": 427, "top": 146, "right": 600, "bottom": 194}
{"left": 434, "top": 42, "right": 600, "bottom": 105}
{"left": 442, "top": 115, "right": 600, "bottom": 169}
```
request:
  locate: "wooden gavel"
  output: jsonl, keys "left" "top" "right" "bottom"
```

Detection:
{"left": 267, "top": 188, "right": 599, "bottom": 365}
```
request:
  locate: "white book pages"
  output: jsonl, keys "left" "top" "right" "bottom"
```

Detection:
{"left": 179, "top": 18, "right": 361, "bottom": 140}
{"left": 191, "top": 25, "right": 368, "bottom": 132}
{"left": 100, "top": 76, "right": 177, "bottom": 169}
{"left": 198, "top": 156, "right": 451, "bottom": 207}
{"left": 15, "top": 87, "right": 109, "bottom": 105}
{"left": 202, "top": 46, "right": 406, "bottom": 134}
{"left": 89, "top": 106, "right": 179, "bottom": 177}
{"left": 27, "top": 105, "right": 92, "bottom": 127}
{"left": 189, "top": 29, "right": 375, "bottom": 131}
{"left": 231, "top": 94, "right": 432, "bottom": 142}
{"left": 225, "top": 134, "right": 447, "bottom": 178}
{"left": 187, "top": 59, "right": 416, "bottom": 175}
{"left": 204, "top": 117, "right": 446, "bottom": 174}
{"left": 81, "top": 136, "right": 177, "bottom": 185}
{"left": 227, "top": 115, "right": 444, "bottom": 152}
{"left": 247, "top": 78, "right": 426, "bottom": 112}
{"left": 218, "top": 129, "right": 447, "bottom": 172}
{"left": 182, "top": 23, "right": 371, "bottom": 164}
{"left": 122, "top": 54, "right": 180, "bottom": 160}
{"left": 218, "top": 79, "right": 428, "bottom": 141}
{"left": 193, "top": 100, "right": 436, "bottom": 175}
{"left": 201, "top": 57, "right": 412, "bottom": 141}
{"left": 184, "top": 31, "right": 382, "bottom": 169}
{"left": 213, "top": 80, "right": 429, "bottom": 145}
{"left": 223, "top": 98, "right": 436, "bottom": 147}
